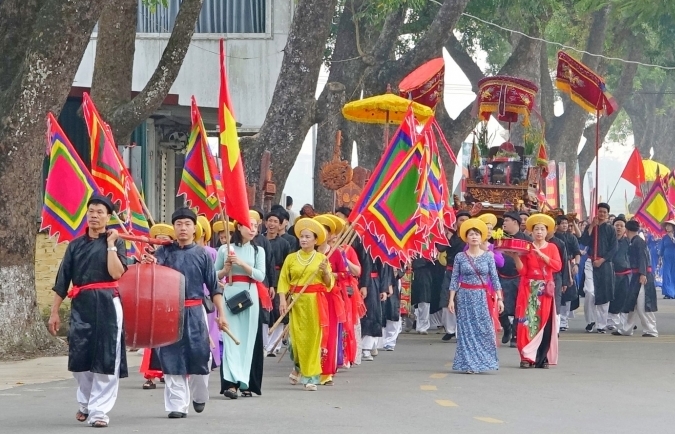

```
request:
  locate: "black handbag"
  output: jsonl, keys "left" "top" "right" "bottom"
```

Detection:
{"left": 226, "top": 289, "right": 253, "bottom": 314}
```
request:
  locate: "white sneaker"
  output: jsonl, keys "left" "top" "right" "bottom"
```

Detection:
{"left": 371, "top": 348, "right": 379, "bottom": 356}
{"left": 362, "top": 351, "right": 374, "bottom": 361}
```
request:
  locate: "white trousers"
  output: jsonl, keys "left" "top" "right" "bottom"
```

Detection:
{"left": 559, "top": 302, "right": 570, "bottom": 328}
{"left": 618, "top": 285, "right": 658, "bottom": 337}
{"left": 354, "top": 323, "right": 362, "bottom": 365}
{"left": 430, "top": 310, "right": 443, "bottom": 328}
{"left": 583, "top": 259, "right": 610, "bottom": 329}
{"left": 415, "top": 302, "right": 430, "bottom": 332}
{"left": 163, "top": 374, "right": 210, "bottom": 413}
{"left": 362, "top": 335, "right": 377, "bottom": 355}
{"left": 263, "top": 324, "right": 284, "bottom": 353}
{"left": 377, "top": 319, "right": 402, "bottom": 348}
{"left": 607, "top": 313, "right": 621, "bottom": 327}
{"left": 441, "top": 308, "right": 457, "bottom": 334}
{"left": 74, "top": 298, "right": 123, "bottom": 425}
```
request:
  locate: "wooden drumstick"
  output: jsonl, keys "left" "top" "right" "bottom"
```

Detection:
{"left": 222, "top": 326, "right": 240, "bottom": 345}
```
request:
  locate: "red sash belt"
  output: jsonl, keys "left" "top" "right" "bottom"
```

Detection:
{"left": 274, "top": 266, "right": 281, "bottom": 270}
{"left": 291, "top": 284, "right": 330, "bottom": 348}
{"left": 631, "top": 268, "right": 652, "bottom": 273}
{"left": 615, "top": 269, "right": 632, "bottom": 276}
{"left": 370, "top": 272, "right": 379, "bottom": 278}
{"left": 184, "top": 299, "right": 202, "bottom": 307}
{"left": 459, "top": 282, "right": 486, "bottom": 290}
{"left": 69, "top": 282, "right": 118, "bottom": 299}
{"left": 446, "top": 266, "right": 453, "bottom": 271}
{"left": 231, "top": 275, "right": 273, "bottom": 311}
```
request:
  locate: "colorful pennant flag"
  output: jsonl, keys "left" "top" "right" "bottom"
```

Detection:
{"left": 41, "top": 113, "right": 102, "bottom": 243}
{"left": 634, "top": 177, "right": 672, "bottom": 235}
{"left": 178, "top": 97, "right": 227, "bottom": 221}
{"left": 82, "top": 93, "right": 130, "bottom": 212}
{"left": 350, "top": 108, "right": 418, "bottom": 219}
{"left": 555, "top": 51, "right": 618, "bottom": 117}
{"left": 620, "top": 148, "right": 645, "bottom": 198}
{"left": 573, "top": 161, "right": 583, "bottom": 218}
{"left": 219, "top": 39, "right": 250, "bottom": 228}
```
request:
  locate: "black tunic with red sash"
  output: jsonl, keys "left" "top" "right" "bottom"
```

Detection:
{"left": 610, "top": 237, "right": 630, "bottom": 314}
{"left": 52, "top": 234, "right": 128, "bottom": 376}
{"left": 154, "top": 242, "right": 220, "bottom": 375}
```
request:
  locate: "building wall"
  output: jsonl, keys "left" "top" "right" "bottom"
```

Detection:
{"left": 72, "top": 0, "right": 293, "bottom": 133}
{"left": 35, "top": 234, "right": 68, "bottom": 310}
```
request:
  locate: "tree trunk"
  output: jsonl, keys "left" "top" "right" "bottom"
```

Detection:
{"left": 91, "top": 0, "right": 204, "bottom": 146}
{"left": 313, "top": 82, "right": 346, "bottom": 212}
{"left": 0, "top": 0, "right": 106, "bottom": 357}
{"left": 240, "top": 0, "right": 339, "bottom": 199}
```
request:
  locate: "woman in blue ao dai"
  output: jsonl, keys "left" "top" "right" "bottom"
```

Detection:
{"left": 448, "top": 218, "right": 504, "bottom": 373}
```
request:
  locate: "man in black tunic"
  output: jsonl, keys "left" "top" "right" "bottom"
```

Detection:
{"left": 49, "top": 195, "right": 127, "bottom": 428}
{"left": 497, "top": 211, "right": 532, "bottom": 347}
{"left": 438, "top": 210, "right": 471, "bottom": 341}
{"left": 554, "top": 215, "right": 581, "bottom": 331}
{"left": 263, "top": 210, "right": 292, "bottom": 356}
{"left": 613, "top": 221, "right": 658, "bottom": 337}
{"left": 361, "top": 259, "right": 392, "bottom": 361}
{"left": 609, "top": 216, "right": 630, "bottom": 331}
{"left": 147, "top": 208, "right": 225, "bottom": 418}
{"left": 271, "top": 204, "right": 298, "bottom": 251}
{"left": 580, "top": 203, "right": 618, "bottom": 333}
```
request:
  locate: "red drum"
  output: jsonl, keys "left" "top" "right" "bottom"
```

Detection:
{"left": 117, "top": 264, "right": 185, "bottom": 348}
{"left": 494, "top": 238, "right": 531, "bottom": 255}
{"left": 399, "top": 57, "right": 445, "bottom": 110}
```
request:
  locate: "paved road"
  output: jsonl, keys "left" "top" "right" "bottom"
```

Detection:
{"left": 2, "top": 301, "right": 675, "bottom": 433}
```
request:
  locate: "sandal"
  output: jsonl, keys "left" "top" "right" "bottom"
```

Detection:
{"left": 76, "top": 410, "right": 88, "bottom": 422}
{"left": 223, "top": 388, "right": 238, "bottom": 399}
{"left": 91, "top": 420, "right": 108, "bottom": 428}
{"left": 289, "top": 371, "right": 300, "bottom": 385}
{"left": 142, "top": 380, "right": 156, "bottom": 390}
{"left": 322, "top": 380, "right": 334, "bottom": 386}
{"left": 241, "top": 390, "right": 253, "bottom": 397}
{"left": 304, "top": 384, "right": 318, "bottom": 391}
{"left": 519, "top": 361, "right": 532, "bottom": 369}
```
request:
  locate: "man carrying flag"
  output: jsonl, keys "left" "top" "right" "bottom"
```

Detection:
{"left": 48, "top": 194, "right": 127, "bottom": 428}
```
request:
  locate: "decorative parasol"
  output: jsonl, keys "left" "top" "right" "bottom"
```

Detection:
{"left": 643, "top": 160, "right": 670, "bottom": 182}
{"left": 398, "top": 57, "right": 445, "bottom": 110}
{"left": 474, "top": 76, "right": 539, "bottom": 126}
{"left": 342, "top": 89, "right": 434, "bottom": 125}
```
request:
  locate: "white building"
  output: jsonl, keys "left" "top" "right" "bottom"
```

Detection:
{"left": 66, "top": 0, "right": 293, "bottom": 221}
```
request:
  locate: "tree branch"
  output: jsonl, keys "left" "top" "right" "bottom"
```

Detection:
{"left": 539, "top": 43, "right": 555, "bottom": 127}
{"left": 107, "top": 0, "right": 204, "bottom": 141}
{"left": 445, "top": 33, "right": 484, "bottom": 91}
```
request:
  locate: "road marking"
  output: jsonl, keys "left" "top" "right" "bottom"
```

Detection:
{"left": 420, "top": 385, "right": 437, "bottom": 391}
{"left": 435, "top": 399, "right": 458, "bottom": 407}
{"left": 474, "top": 417, "right": 504, "bottom": 424}
{"left": 430, "top": 373, "right": 447, "bottom": 379}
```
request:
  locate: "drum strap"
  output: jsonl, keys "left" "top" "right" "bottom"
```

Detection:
{"left": 69, "top": 282, "right": 118, "bottom": 299}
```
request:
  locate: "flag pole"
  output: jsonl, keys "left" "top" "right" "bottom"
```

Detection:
{"left": 593, "top": 111, "right": 600, "bottom": 261}
{"left": 217, "top": 201, "right": 234, "bottom": 286}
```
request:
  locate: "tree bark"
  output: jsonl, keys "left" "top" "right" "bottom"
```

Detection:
{"left": 240, "top": 0, "right": 339, "bottom": 197}
{"left": 313, "top": 82, "right": 346, "bottom": 212}
{"left": 91, "top": 0, "right": 204, "bottom": 146}
{"left": 0, "top": 0, "right": 106, "bottom": 356}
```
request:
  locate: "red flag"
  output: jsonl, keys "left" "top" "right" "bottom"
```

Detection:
{"left": 178, "top": 97, "right": 227, "bottom": 221}
{"left": 620, "top": 148, "right": 645, "bottom": 197}
{"left": 219, "top": 39, "right": 250, "bottom": 228}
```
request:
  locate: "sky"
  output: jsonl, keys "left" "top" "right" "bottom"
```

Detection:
{"left": 279, "top": 46, "right": 652, "bottom": 214}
